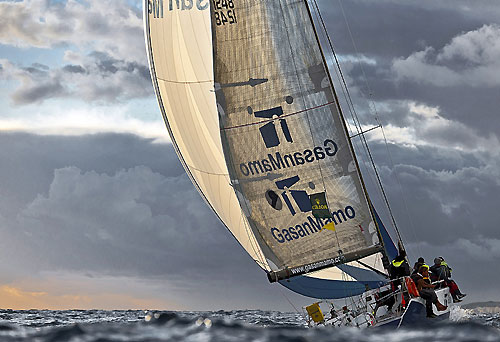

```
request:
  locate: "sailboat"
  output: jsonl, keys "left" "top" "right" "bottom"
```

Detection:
{"left": 143, "top": 0, "right": 452, "bottom": 327}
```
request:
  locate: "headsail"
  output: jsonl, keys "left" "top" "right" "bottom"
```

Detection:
{"left": 211, "top": 0, "right": 384, "bottom": 281}
{"left": 144, "top": 0, "right": 271, "bottom": 270}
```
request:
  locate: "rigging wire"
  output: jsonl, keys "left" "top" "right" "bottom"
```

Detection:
{"left": 308, "top": 0, "right": 387, "bottom": 237}
{"left": 277, "top": 285, "right": 306, "bottom": 319}
{"left": 309, "top": 0, "right": 407, "bottom": 251}
{"left": 335, "top": 0, "right": 422, "bottom": 257}
{"left": 308, "top": 0, "right": 381, "bottom": 299}
{"left": 308, "top": 0, "right": 397, "bottom": 271}
{"left": 299, "top": 0, "right": 344, "bottom": 253}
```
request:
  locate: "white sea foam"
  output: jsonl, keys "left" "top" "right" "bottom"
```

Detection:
{"left": 450, "top": 305, "right": 470, "bottom": 321}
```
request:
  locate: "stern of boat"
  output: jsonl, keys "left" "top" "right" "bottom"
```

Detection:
{"left": 376, "top": 286, "right": 452, "bottom": 328}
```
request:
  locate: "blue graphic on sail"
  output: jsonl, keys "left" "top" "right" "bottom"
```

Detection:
{"left": 275, "top": 176, "right": 312, "bottom": 215}
{"left": 254, "top": 106, "right": 292, "bottom": 148}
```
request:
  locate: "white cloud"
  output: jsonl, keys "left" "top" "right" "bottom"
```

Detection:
{"left": 392, "top": 25, "right": 500, "bottom": 87}
{"left": 0, "top": 50, "right": 152, "bottom": 105}
{"left": 0, "top": 100, "right": 168, "bottom": 142}
{"left": 0, "top": 0, "right": 152, "bottom": 106}
{"left": 368, "top": 100, "right": 500, "bottom": 154}
{"left": 0, "top": 0, "right": 145, "bottom": 63}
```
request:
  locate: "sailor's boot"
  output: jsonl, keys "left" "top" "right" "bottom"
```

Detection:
{"left": 436, "top": 301, "right": 448, "bottom": 311}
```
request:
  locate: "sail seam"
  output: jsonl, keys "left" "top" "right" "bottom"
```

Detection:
{"left": 221, "top": 101, "right": 334, "bottom": 130}
{"left": 156, "top": 77, "right": 213, "bottom": 84}
{"left": 185, "top": 163, "right": 230, "bottom": 176}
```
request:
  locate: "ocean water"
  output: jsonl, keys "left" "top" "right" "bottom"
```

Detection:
{"left": 0, "top": 308, "right": 498, "bottom": 342}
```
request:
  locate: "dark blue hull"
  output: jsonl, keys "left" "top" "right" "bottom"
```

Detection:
{"left": 376, "top": 289, "right": 452, "bottom": 328}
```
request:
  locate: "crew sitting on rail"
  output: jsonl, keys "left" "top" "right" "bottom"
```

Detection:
{"left": 411, "top": 265, "right": 447, "bottom": 318}
{"left": 430, "top": 257, "right": 466, "bottom": 303}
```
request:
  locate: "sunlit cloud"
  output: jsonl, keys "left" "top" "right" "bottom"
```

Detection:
{"left": 0, "top": 273, "right": 180, "bottom": 310}
{"left": 0, "top": 104, "right": 169, "bottom": 142}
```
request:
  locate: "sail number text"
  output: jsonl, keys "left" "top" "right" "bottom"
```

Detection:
{"left": 213, "top": 0, "right": 237, "bottom": 25}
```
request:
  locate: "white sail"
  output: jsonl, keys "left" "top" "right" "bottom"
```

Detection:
{"left": 144, "top": 0, "right": 390, "bottom": 297}
{"left": 144, "top": 0, "right": 271, "bottom": 270}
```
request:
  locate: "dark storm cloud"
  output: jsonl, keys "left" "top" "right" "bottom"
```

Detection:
{"left": 0, "top": 133, "right": 262, "bottom": 286}
{"left": 0, "top": 133, "right": 183, "bottom": 218}
{"left": 361, "top": 139, "right": 500, "bottom": 256}
{"left": 0, "top": 132, "right": 305, "bottom": 309}
{"left": 317, "top": 0, "right": 489, "bottom": 59}
{"left": 319, "top": 2, "right": 500, "bottom": 141}
{"left": 359, "top": 140, "right": 500, "bottom": 301}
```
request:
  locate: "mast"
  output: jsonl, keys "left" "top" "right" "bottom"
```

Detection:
{"left": 302, "top": 0, "right": 391, "bottom": 269}
{"left": 310, "top": 0, "right": 405, "bottom": 255}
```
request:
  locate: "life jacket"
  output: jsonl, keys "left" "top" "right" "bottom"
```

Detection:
{"left": 441, "top": 261, "right": 451, "bottom": 269}
{"left": 391, "top": 258, "right": 410, "bottom": 279}
{"left": 392, "top": 259, "right": 404, "bottom": 267}
{"left": 413, "top": 272, "right": 425, "bottom": 292}
{"left": 406, "top": 277, "right": 420, "bottom": 297}
{"left": 441, "top": 261, "right": 452, "bottom": 277}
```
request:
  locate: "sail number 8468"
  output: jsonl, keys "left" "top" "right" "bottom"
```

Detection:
{"left": 213, "top": 0, "right": 237, "bottom": 25}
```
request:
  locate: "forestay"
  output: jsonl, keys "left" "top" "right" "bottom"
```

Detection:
{"left": 211, "top": 0, "right": 383, "bottom": 280}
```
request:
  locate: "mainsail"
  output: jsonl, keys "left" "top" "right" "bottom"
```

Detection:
{"left": 211, "top": 0, "right": 384, "bottom": 280}
{"left": 144, "top": 0, "right": 394, "bottom": 299}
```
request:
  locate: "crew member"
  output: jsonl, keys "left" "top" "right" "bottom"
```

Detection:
{"left": 389, "top": 250, "right": 410, "bottom": 285}
{"left": 412, "top": 257, "right": 425, "bottom": 275}
{"left": 430, "top": 257, "right": 466, "bottom": 303}
{"left": 412, "top": 265, "right": 447, "bottom": 318}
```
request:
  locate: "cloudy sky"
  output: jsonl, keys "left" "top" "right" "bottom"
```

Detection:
{"left": 0, "top": 0, "right": 499, "bottom": 311}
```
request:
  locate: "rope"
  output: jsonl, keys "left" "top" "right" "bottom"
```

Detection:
{"left": 277, "top": 284, "right": 307, "bottom": 320}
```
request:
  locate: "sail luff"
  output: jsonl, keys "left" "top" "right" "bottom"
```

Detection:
{"left": 144, "top": 5, "right": 205, "bottom": 211}
{"left": 302, "top": 0, "right": 390, "bottom": 270}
